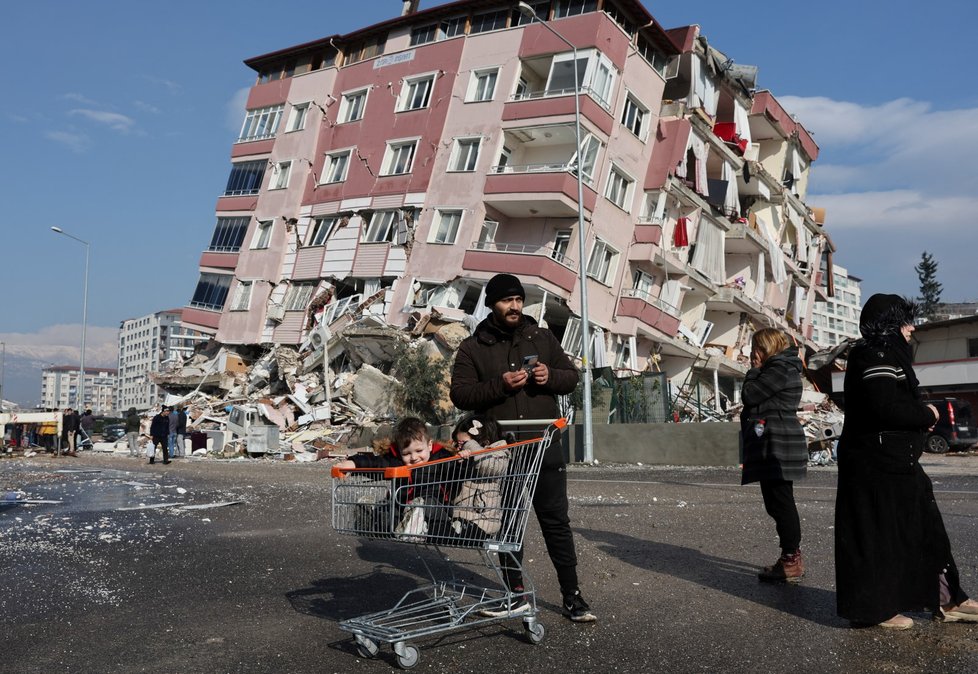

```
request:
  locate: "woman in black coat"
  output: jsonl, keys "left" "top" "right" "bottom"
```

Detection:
{"left": 835, "top": 294, "right": 978, "bottom": 629}
{"left": 741, "top": 328, "right": 808, "bottom": 583}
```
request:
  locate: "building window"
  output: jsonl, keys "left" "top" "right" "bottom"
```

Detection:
{"left": 621, "top": 94, "right": 648, "bottom": 140}
{"left": 363, "top": 210, "right": 397, "bottom": 242}
{"left": 208, "top": 216, "right": 250, "bottom": 252}
{"left": 339, "top": 88, "right": 368, "bottom": 123}
{"left": 552, "top": 229, "right": 571, "bottom": 262}
{"left": 270, "top": 160, "right": 292, "bottom": 190}
{"left": 322, "top": 150, "right": 351, "bottom": 183}
{"left": 398, "top": 74, "right": 435, "bottom": 111}
{"left": 511, "top": 1, "right": 550, "bottom": 25}
{"left": 410, "top": 24, "right": 437, "bottom": 46}
{"left": 430, "top": 210, "right": 462, "bottom": 244}
{"left": 190, "top": 273, "right": 232, "bottom": 311}
{"left": 284, "top": 283, "right": 317, "bottom": 311}
{"left": 286, "top": 103, "right": 308, "bottom": 132}
{"left": 230, "top": 281, "right": 253, "bottom": 311}
{"left": 440, "top": 16, "right": 466, "bottom": 38}
{"left": 237, "top": 105, "right": 284, "bottom": 142}
{"left": 542, "top": 50, "right": 616, "bottom": 109}
{"left": 467, "top": 68, "right": 499, "bottom": 102}
{"left": 478, "top": 219, "right": 498, "bottom": 246}
{"left": 308, "top": 216, "right": 337, "bottom": 246}
{"left": 554, "top": 0, "right": 598, "bottom": 18}
{"left": 449, "top": 138, "right": 481, "bottom": 172}
{"left": 968, "top": 338, "right": 978, "bottom": 358}
{"left": 470, "top": 9, "right": 508, "bottom": 34}
{"left": 223, "top": 160, "right": 266, "bottom": 196}
{"left": 604, "top": 165, "right": 634, "bottom": 210}
{"left": 571, "top": 133, "right": 601, "bottom": 184}
{"left": 251, "top": 220, "right": 273, "bottom": 249}
{"left": 587, "top": 238, "right": 619, "bottom": 285}
{"left": 381, "top": 140, "right": 418, "bottom": 175}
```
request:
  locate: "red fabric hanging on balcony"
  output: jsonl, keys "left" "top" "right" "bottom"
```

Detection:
{"left": 673, "top": 217, "right": 689, "bottom": 247}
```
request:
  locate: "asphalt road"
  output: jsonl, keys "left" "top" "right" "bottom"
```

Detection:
{"left": 2, "top": 451, "right": 978, "bottom": 673}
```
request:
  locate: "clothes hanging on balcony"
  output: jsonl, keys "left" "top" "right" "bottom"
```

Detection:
{"left": 673, "top": 217, "right": 689, "bottom": 247}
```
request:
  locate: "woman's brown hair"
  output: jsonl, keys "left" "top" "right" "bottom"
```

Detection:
{"left": 751, "top": 328, "right": 790, "bottom": 362}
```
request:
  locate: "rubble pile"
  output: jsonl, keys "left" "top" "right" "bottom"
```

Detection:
{"left": 150, "top": 307, "right": 461, "bottom": 461}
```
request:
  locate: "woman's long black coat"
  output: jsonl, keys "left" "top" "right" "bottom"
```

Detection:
{"left": 835, "top": 342, "right": 968, "bottom": 623}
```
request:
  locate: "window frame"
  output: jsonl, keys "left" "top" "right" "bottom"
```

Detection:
{"left": 621, "top": 93, "right": 649, "bottom": 140}
{"left": 208, "top": 216, "right": 250, "bottom": 252}
{"left": 362, "top": 210, "right": 397, "bottom": 243}
{"left": 190, "top": 273, "right": 232, "bottom": 312}
{"left": 448, "top": 137, "right": 481, "bottom": 172}
{"left": 251, "top": 220, "right": 273, "bottom": 250}
{"left": 397, "top": 73, "right": 436, "bottom": 112}
{"left": 604, "top": 164, "right": 634, "bottom": 211}
{"left": 429, "top": 209, "right": 463, "bottom": 245}
{"left": 586, "top": 238, "right": 619, "bottom": 285}
{"left": 338, "top": 88, "right": 368, "bottom": 123}
{"left": 322, "top": 149, "right": 352, "bottom": 184}
{"left": 270, "top": 160, "right": 292, "bottom": 190}
{"left": 381, "top": 139, "right": 419, "bottom": 176}
{"left": 237, "top": 104, "right": 284, "bottom": 142}
{"left": 467, "top": 67, "right": 499, "bottom": 102}
{"left": 307, "top": 216, "right": 338, "bottom": 246}
{"left": 284, "top": 282, "right": 317, "bottom": 312}
{"left": 286, "top": 103, "right": 309, "bottom": 132}
{"left": 230, "top": 280, "right": 253, "bottom": 312}
{"left": 552, "top": 229, "right": 572, "bottom": 262}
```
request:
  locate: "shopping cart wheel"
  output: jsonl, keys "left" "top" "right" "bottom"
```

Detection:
{"left": 524, "top": 620, "right": 546, "bottom": 645}
{"left": 354, "top": 635, "right": 378, "bottom": 659}
{"left": 393, "top": 642, "right": 420, "bottom": 669}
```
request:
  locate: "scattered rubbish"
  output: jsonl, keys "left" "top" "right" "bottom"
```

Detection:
{"left": 55, "top": 469, "right": 103, "bottom": 474}
{"left": 178, "top": 501, "right": 244, "bottom": 511}
{"left": 116, "top": 503, "right": 185, "bottom": 511}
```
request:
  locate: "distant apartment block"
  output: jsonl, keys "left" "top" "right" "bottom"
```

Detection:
{"left": 117, "top": 309, "right": 209, "bottom": 412}
{"left": 811, "top": 264, "right": 862, "bottom": 347}
{"left": 183, "top": 0, "right": 835, "bottom": 404}
{"left": 41, "top": 366, "right": 118, "bottom": 414}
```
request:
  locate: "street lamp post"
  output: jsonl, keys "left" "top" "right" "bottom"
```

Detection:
{"left": 517, "top": 2, "right": 594, "bottom": 463}
{"left": 51, "top": 227, "right": 90, "bottom": 411}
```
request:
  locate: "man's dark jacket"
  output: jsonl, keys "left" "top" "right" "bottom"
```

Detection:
{"left": 150, "top": 413, "right": 169, "bottom": 439}
{"left": 450, "top": 314, "right": 578, "bottom": 424}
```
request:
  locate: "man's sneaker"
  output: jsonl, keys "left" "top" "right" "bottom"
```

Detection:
{"left": 563, "top": 590, "right": 597, "bottom": 623}
{"left": 478, "top": 600, "right": 532, "bottom": 618}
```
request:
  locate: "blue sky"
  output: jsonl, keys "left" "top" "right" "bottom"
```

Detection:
{"left": 2, "top": 0, "right": 977, "bottom": 397}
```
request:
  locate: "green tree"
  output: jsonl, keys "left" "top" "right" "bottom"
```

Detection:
{"left": 389, "top": 341, "right": 453, "bottom": 425}
{"left": 915, "top": 251, "right": 943, "bottom": 320}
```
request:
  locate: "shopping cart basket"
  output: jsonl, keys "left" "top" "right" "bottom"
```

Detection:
{"left": 330, "top": 418, "right": 567, "bottom": 668}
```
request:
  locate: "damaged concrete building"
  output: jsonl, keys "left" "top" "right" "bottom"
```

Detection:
{"left": 177, "top": 0, "right": 836, "bottom": 432}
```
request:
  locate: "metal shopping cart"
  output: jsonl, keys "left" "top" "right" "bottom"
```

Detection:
{"left": 330, "top": 418, "right": 567, "bottom": 669}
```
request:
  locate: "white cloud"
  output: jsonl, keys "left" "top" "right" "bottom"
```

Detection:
{"left": 0, "top": 324, "right": 118, "bottom": 367}
{"left": 69, "top": 108, "right": 136, "bottom": 133}
{"left": 62, "top": 92, "right": 101, "bottom": 106}
{"left": 133, "top": 100, "right": 161, "bottom": 114}
{"left": 226, "top": 87, "right": 250, "bottom": 133}
{"left": 782, "top": 94, "right": 978, "bottom": 301}
{"left": 45, "top": 130, "right": 91, "bottom": 153}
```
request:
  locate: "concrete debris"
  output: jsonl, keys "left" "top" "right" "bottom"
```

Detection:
{"left": 132, "top": 305, "right": 473, "bottom": 462}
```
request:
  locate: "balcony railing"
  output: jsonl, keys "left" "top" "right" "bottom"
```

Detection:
{"left": 511, "top": 85, "right": 611, "bottom": 111}
{"left": 490, "top": 162, "right": 571, "bottom": 174}
{"left": 621, "top": 287, "right": 681, "bottom": 318}
{"left": 469, "top": 240, "right": 576, "bottom": 270}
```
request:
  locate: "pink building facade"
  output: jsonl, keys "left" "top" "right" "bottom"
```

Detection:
{"left": 184, "top": 0, "right": 832, "bottom": 402}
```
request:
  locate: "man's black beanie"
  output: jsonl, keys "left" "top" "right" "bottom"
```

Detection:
{"left": 484, "top": 273, "right": 525, "bottom": 307}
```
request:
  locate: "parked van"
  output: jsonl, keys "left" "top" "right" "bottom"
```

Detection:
{"left": 922, "top": 398, "right": 978, "bottom": 453}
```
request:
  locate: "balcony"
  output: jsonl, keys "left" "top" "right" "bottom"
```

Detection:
{"left": 484, "top": 167, "right": 596, "bottom": 218}
{"left": 462, "top": 241, "right": 578, "bottom": 293}
{"left": 617, "top": 288, "right": 681, "bottom": 338}
{"left": 503, "top": 86, "right": 613, "bottom": 135}
{"left": 198, "top": 250, "right": 240, "bottom": 269}
{"left": 627, "top": 219, "right": 664, "bottom": 264}
{"left": 724, "top": 219, "right": 767, "bottom": 255}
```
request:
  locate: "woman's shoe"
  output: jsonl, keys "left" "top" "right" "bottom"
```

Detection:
{"left": 940, "top": 599, "right": 978, "bottom": 623}
{"left": 879, "top": 614, "right": 913, "bottom": 630}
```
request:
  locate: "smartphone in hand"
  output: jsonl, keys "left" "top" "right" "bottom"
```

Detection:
{"left": 522, "top": 354, "right": 539, "bottom": 373}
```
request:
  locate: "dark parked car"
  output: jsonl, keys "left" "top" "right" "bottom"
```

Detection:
{"left": 923, "top": 398, "right": 978, "bottom": 453}
{"left": 101, "top": 424, "right": 127, "bottom": 443}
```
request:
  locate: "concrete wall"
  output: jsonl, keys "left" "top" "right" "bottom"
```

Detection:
{"left": 563, "top": 421, "right": 740, "bottom": 466}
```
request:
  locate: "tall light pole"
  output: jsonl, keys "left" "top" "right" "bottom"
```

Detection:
{"left": 51, "top": 227, "right": 90, "bottom": 411}
{"left": 0, "top": 341, "right": 5, "bottom": 411}
{"left": 517, "top": 2, "right": 594, "bottom": 463}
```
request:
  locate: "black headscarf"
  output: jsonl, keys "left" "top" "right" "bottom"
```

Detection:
{"left": 858, "top": 293, "right": 921, "bottom": 396}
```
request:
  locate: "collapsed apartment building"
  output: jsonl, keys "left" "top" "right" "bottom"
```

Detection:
{"left": 169, "top": 0, "right": 840, "bottom": 452}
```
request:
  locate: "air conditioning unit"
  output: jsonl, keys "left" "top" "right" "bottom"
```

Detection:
{"left": 267, "top": 303, "right": 286, "bottom": 323}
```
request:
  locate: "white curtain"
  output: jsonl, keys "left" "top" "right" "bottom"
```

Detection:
{"left": 754, "top": 252, "right": 767, "bottom": 303}
{"left": 688, "top": 56, "right": 718, "bottom": 117}
{"left": 591, "top": 326, "right": 607, "bottom": 368}
{"left": 690, "top": 217, "right": 726, "bottom": 284}
{"left": 721, "top": 161, "right": 740, "bottom": 217}
{"left": 754, "top": 208, "right": 786, "bottom": 285}
{"left": 734, "top": 99, "right": 752, "bottom": 145}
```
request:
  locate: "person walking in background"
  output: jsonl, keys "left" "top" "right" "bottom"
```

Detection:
{"left": 149, "top": 406, "right": 170, "bottom": 465}
{"left": 78, "top": 409, "right": 95, "bottom": 449}
{"left": 167, "top": 405, "right": 180, "bottom": 459}
{"left": 450, "top": 273, "right": 595, "bottom": 623}
{"left": 835, "top": 294, "right": 978, "bottom": 629}
{"left": 125, "top": 407, "right": 141, "bottom": 457}
{"left": 740, "top": 328, "right": 808, "bottom": 583}
{"left": 174, "top": 405, "right": 188, "bottom": 458}
{"left": 61, "top": 407, "right": 79, "bottom": 456}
